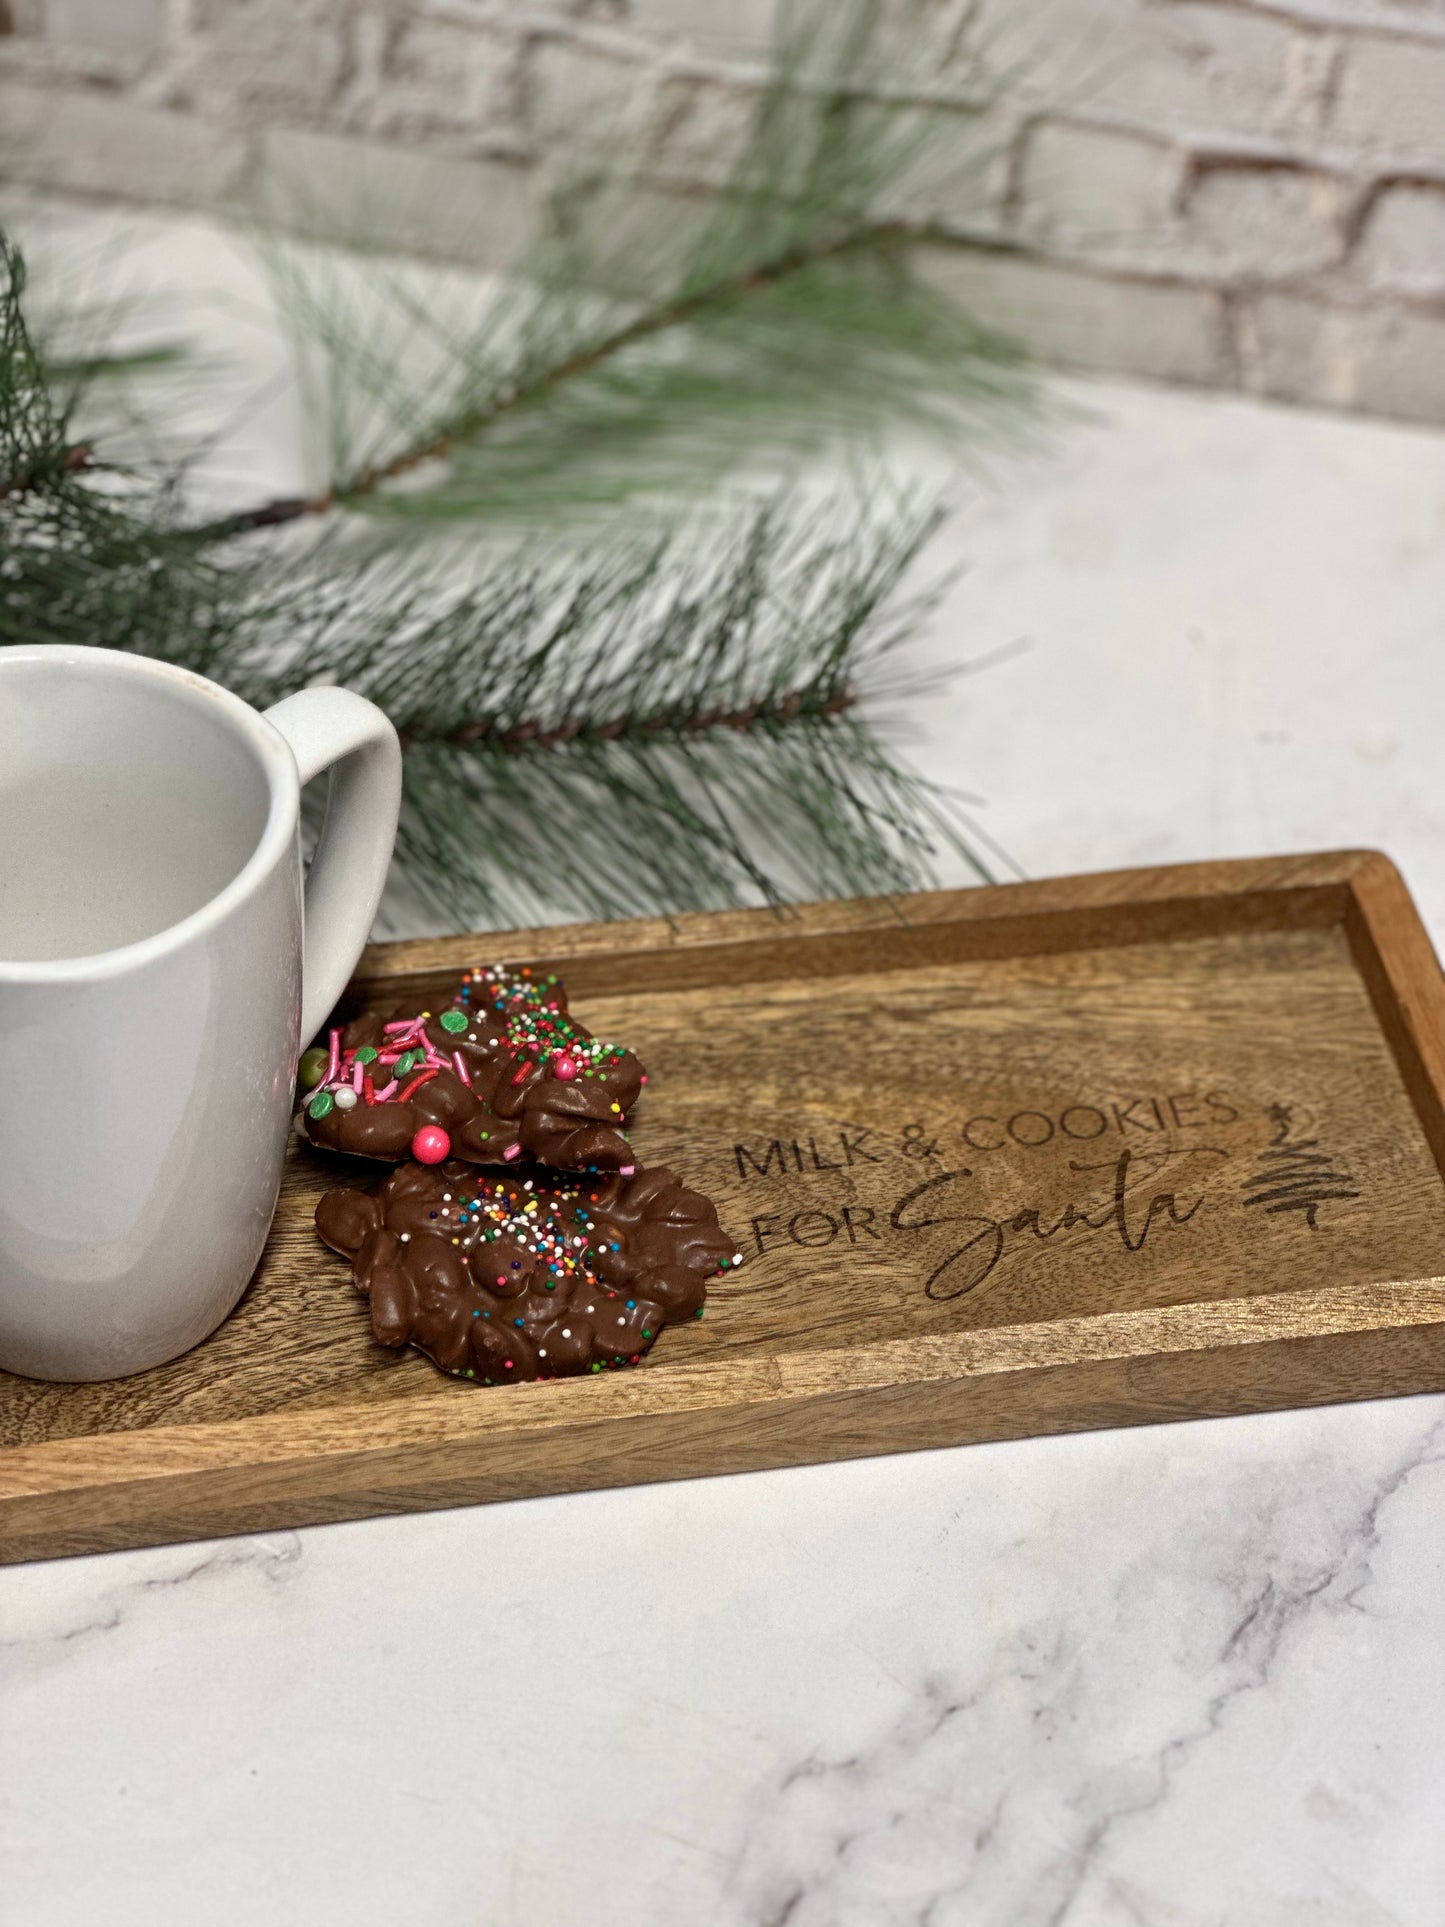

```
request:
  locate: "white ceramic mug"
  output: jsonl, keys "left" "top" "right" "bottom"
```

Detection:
{"left": 0, "top": 644, "right": 401, "bottom": 1382}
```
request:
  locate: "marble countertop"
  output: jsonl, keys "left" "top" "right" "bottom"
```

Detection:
{"left": 5, "top": 206, "right": 1445, "bottom": 1925}
{"left": 6, "top": 1398, "right": 1443, "bottom": 1924}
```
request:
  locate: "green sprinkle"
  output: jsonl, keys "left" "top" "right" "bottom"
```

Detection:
{"left": 298, "top": 1047, "right": 328, "bottom": 1090}
{"left": 354, "top": 1045, "right": 379, "bottom": 1065}
{"left": 307, "top": 1089, "right": 334, "bottom": 1120}
{"left": 440, "top": 1009, "right": 468, "bottom": 1033}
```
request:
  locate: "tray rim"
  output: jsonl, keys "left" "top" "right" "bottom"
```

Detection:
{"left": 354, "top": 847, "right": 1392, "bottom": 981}
{"left": 6, "top": 848, "right": 1445, "bottom": 1561}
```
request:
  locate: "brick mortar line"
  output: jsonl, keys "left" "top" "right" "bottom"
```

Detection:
{"left": 5, "top": 147, "right": 1440, "bottom": 324}
{"left": 1209, "top": 0, "right": 1445, "bottom": 51}
{"left": 5, "top": 75, "right": 1445, "bottom": 304}
{"left": 8, "top": 54, "right": 1445, "bottom": 198}
{"left": 378, "top": 0, "right": 1445, "bottom": 58}
{"left": 1012, "top": 106, "right": 1445, "bottom": 188}
{"left": 1024, "top": 114, "right": 1445, "bottom": 218}
{"left": 952, "top": 246, "right": 1445, "bottom": 323}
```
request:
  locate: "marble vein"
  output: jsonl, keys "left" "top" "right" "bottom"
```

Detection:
{"left": 725, "top": 1413, "right": 1445, "bottom": 1927}
{"left": 1, "top": 1534, "right": 303, "bottom": 1680}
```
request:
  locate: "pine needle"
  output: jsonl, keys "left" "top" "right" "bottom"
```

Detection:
{"left": 218, "top": 492, "right": 986, "bottom": 927}
{"left": 1, "top": 0, "right": 1029, "bottom": 932}
{"left": 205, "top": 0, "right": 1027, "bottom": 536}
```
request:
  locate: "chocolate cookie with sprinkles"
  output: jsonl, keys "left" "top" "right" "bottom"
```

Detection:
{"left": 295, "top": 964, "right": 644, "bottom": 1173}
{"left": 315, "top": 1160, "right": 741, "bottom": 1383}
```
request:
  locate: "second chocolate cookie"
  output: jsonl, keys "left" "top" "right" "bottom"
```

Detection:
{"left": 316, "top": 1160, "right": 741, "bottom": 1383}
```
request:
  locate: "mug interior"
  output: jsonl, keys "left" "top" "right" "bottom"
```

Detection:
{"left": 0, "top": 654, "right": 276, "bottom": 964}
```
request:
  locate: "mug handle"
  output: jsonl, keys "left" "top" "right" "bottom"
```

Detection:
{"left": 263, "top": 688, "right": 403, "bottom": 1045}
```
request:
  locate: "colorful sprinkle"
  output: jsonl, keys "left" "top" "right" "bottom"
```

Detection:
{"left": 298, "top": 1046, "right": 328, "bottom": 1090}
{"left": 412, "top": 1124, "right": 451, "bottom": 1164}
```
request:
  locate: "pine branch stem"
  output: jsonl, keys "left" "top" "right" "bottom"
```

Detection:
{"left": 396, "top": 678, "right": 859, "bottom": 753}
{"left": 191, "top": 216, "right": 931, "bottom": 542}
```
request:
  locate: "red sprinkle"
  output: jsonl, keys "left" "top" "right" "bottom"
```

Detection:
{"left": 363, "top": 1073, "right": 376, "bottom": 1107}
{"left": 411, "top": 1124, "right": 451, "bottom": 1164}
{"left": 397, "top": 1066, "right": 441, "bottom": 1102}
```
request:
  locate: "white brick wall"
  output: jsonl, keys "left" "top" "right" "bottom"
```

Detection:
{"left": 1355, "top": 184, "right": 1445, "bottom": 300}
{"left": 2, "top": 0, "right": 1445, "bottom": 424}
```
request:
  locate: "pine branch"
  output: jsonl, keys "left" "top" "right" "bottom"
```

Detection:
{"left": 0, "top": 438, "right": 92, "bottom": 499}
{"left": 0, "top": 0, "right": 1027, "bottom": 934}
{"left": 2, "top": 232, "right": 991, "bottom": 929}
{"left": 195, "top": 216, "right": 939, "bottom": 540}
{"left": 0, "top": 235, "right": 236, "bottom": 661}
{"left": 0, "top": 235, "right": 67, "bottom": 493}
{"left": 202, "top": 490, "right": 981, "bottom": 927}
{"left": 206, "top": 0, "right": 1026, "bottom": 536}
{"left": 398, "top": 679, "right": 860, "bottom": 754}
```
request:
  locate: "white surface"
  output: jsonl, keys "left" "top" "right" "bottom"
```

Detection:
{"left": 5, "top": 1401, "right": 1443, "bottom": 1924}
{"left": 913, "top": 381, "right": 1445, "bottom": 943}
{"left": 4, "top": 206, "right": 1445, "bottom": 1924}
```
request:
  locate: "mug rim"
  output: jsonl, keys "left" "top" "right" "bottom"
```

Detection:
{"left": 0, "top": 643, "right": 300, "bottom": 985}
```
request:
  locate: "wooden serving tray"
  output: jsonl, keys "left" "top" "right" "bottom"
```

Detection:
{"left": 5, "top": 851, "right": 1445, "bottom": 1564}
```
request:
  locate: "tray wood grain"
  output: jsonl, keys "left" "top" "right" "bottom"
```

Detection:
{"left": 4, "top": 850, "right": 1445, "bottom": 1563}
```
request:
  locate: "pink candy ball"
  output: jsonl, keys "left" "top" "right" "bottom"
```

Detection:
{"left": 552, "top": 1052, "right": 578, "bottom": 1081}
{"left": 411, "top": 1124, "right": 451, "bottom": 1165}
